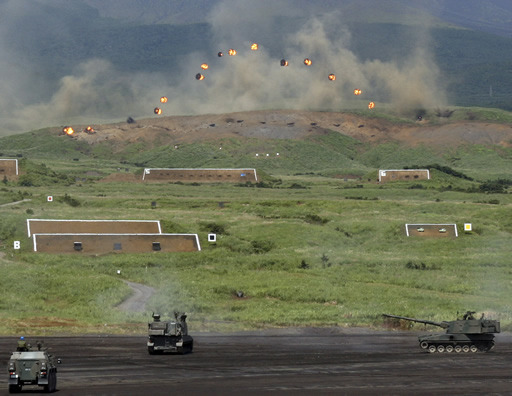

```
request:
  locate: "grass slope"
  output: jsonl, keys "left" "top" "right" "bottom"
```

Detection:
{"left": 0, "top": 162, "right": 512, "bottom": 334}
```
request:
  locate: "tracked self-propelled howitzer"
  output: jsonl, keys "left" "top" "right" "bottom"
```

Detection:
{"left": 383, "top": 311, "right": 500, "bottom": 353}
{"left": 147, "top": 312, "right": 193, "bottom": 355}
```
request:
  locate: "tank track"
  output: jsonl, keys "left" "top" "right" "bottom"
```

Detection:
{"left": 419, "top": 340, "right": 495, "bottom": 353}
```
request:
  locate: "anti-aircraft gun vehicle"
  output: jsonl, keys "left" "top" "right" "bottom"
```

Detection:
{"left": 147, "top": 312, "right": 193, "bottom": 354}
{"left": 7, "top": 338, "right": 60, "bottom": 393}
{"left": 383, "top": 311, "right": 500, "bottom": 353}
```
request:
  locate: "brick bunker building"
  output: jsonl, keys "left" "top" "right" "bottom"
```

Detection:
{"left": 0, "top": 159, "right": 18, "bottom": 180}
{"left": 142, "top": 168, "right": 258, "bottom": 183}
{"left": 379, "top": 169, "right": 430, "bottom": 183}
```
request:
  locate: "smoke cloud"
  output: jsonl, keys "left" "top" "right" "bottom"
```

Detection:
{"left": 0, "top": 0, "right": 446, "bottom": 137}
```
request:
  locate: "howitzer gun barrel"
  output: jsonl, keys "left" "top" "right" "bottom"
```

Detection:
{"left": 382, "top": 314, "right": 448, "bottom": 329}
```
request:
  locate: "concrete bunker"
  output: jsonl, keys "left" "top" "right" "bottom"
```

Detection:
{"left": 142, "top": 168, "right": 258, "bottom": 183}
{"left": 379, "top": 169, "right": 430, "bottom": 183}
{"left": 0, "top": 159, "right": 19, "bottom": 180}
{"left": 32, "top": 233, "right": 201, "bottom": 254}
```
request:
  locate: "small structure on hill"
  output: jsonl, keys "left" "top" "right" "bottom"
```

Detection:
{"left": 379, "top": 169, "right": 430, "bottom": 183}
{"left": 405, "top": 223, "right": 458, "bottom": 237}
{"left": 142, "top": 168, "right": 258, "bottom": 183}
{"left": 0, "top": 159, "right": 18, "bottom": 180}
{"left": 32, "top": 233, "right": 201, "bottom": 253}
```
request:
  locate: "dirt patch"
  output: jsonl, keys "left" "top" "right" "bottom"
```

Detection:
{"left": 60, "top": 110, "right": 512, "bottom": 151}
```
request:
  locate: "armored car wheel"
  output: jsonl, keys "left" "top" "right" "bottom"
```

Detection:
{"left": 420, "top": 341, "right": 429, "bottom": 350}
{"left": 428, "top": 345, "right": 436, "bottom": 353}
{"left": 462, "top": 345, "right": 470, "bottom": 353}
{"left": 437, "top": 345, "right": 445, "bottom": 353}
{"left": 454, "top": 345, "right": 462, "bottom": 353}
{"left": 470, "top": 345, "right": 478, "bottom": 353}
{"left": 445, "top": 345, "right": 454, "bottom": 353}
{"left": 44, "top": 372, "right": 56, "bottom": 393}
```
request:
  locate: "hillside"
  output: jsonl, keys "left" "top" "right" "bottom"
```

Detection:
{"left": 1, "top": 107, "right": 512, "bottom": 334}
{"left": 2, "top": 109, "right": 512, "bottom": 182}
{"left": 68, "top": 109, "right": 512, "bottom": 149}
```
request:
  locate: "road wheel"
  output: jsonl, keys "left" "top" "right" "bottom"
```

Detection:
{"left": 420, "top": 341, "right": 429, "bottom": 350}
{"left": 428, "top": 345, "right": 436, "bottom": 353}
{"left": 51, "top": 371, "right": 57, "bottom": 392}
{"left": 454, "top": 345, "right": 462, "bottom": 353}
{"left": 470, "top": 345, "right": 478, "bottom": 353}
{"left": 462, "top": 345, "right": 470, "bottom": 353}
{"left": 445, "top": 345, "right": 454, "bottom": 353}
{"left": 437, "top": 345, "right": 445, "bottom": 353}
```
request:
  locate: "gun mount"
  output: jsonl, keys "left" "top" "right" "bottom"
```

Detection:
{"left": 383, "top": 311, "right": 500, "bottom": 353}
{"left": 147, "top": 312, "right": 193, "bottom": 355}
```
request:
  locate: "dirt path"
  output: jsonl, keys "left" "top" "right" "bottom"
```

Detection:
{"left": 117, "top": 281, "right": 155, "bottom": 313}
{"left": 0, "top": 198, "right": 31, "bottom": 207}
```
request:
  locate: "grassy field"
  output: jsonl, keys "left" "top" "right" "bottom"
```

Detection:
{"left": 1, "top": 164, "right": 511, "bottom": 335}
{"left": 1, "top": 108, "right": 512, "bottom": 335}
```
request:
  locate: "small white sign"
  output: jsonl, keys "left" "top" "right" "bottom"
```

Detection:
{"left": 208, "top": 233, "right": 217, "bottom": 242}
{"left": 117, "top": 270, "right": 121, "bottom": 275}
{"left": 13, "top": 241, "right": 20, "bottom": 250}
{"left": 464, "top": 223, "right": 472, "bottom": 231}
{"left": 47, "top": 196, "right": 53, "bottom": 202}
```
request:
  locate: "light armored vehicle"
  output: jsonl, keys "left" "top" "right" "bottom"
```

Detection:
{"left": 147, "top": 312, "right": 193, "bottom": 354}
{"left": 383, "top": 311, "right": 500, "bottom": 353}
{"left": 8, "top": 340, "right": 59, "bottom": 393}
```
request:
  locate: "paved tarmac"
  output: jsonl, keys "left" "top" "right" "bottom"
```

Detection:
{"left": 1, "top": 328, "right": 511, "bottom": 395}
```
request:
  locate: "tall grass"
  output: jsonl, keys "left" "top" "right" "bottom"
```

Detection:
{"left": 1, "top": 169, "right": 512, "bottom": 334}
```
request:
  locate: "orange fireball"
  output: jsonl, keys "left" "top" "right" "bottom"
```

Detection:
{"left": 200, "top": 63, "right": 209, "bottom": 70}
{"left": 154, "top": 107, "right": 162, "bottom": 115}
{"left": 304, "top": 58, "right": 312, "bottom": 66}
{"left": 251, "top": 43, "right": 258, "bottom": 50}
{"left": 160, "top": 96, "right": 168, "bottom": 103}
{"left": 195, "top": 73, "right": 205, "bottom": 81}
{"left": 353, "top": 89, "right": 362, "bottom": 96}
{"left": 84, "top": 126, "right": 95, "bottom": 133}
{"left": 280, "top": 59, "right": 288, "bottom": 67}
{"left": 368, "top": 102, "right": 375, "bottom": 109}
{"left": 63, "top": 126, "right": 74, "bottom": 135}
{"left": 328, "top": 74, "right": 336, "bottom": 81}
{"left": 228, "top": 48, "right": 237, "bottom": 56}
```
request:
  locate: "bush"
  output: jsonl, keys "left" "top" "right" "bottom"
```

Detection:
{"left": 200, "top": 222, "right": 228, "bottom": 235}
{"left": 304, "top": 214, "right": 329, "bottom": 225}
{"left": 405, "top": 261, "right": 439, "bottom": 270}
{"left": 59, "top": 194, "right": 81, "bottom": 207}
{"left": 251, "top": 239, "right": 275, "bottom": 254}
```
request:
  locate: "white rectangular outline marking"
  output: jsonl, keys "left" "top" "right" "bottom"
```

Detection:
{"left": 27, "top": 219, "right": 162, "bottom": 237}
{"left": 405, "top": 223, "right": 458, "bottom": 237}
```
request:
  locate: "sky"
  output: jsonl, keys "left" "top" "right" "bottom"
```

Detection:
{"left": 0, "top": 0, "right": 447, "bottom": 136}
